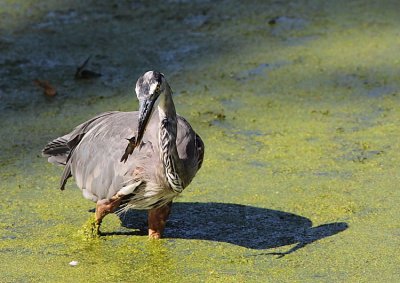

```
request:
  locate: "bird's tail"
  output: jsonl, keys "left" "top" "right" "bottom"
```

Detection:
{"left": 42, "top": 135, "right": 71, "bottom": 166}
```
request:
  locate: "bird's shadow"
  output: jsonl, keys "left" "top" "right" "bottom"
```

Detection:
{"left": 116, "top": 202, "right": 348, "bottom": 256}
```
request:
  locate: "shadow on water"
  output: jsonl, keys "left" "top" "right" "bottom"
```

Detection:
{"left": 116, "top": 202, "right": 348, "bottom": 256}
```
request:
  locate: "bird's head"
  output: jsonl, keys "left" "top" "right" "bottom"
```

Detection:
{"left": 134, "top": 71, "right": 166, "bottom": 147}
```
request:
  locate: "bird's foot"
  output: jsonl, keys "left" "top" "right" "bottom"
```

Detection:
{"left": 87, "top": 197, "right": 123, "bottom": 236}
{"left": 148, "top": 230, "right": 161, "bottom": 240}
{"left": 95, "top": 198, "right": 123, "bottom": 223}
{"left": 147, "top": 202, "right": 172, "bottom": 239}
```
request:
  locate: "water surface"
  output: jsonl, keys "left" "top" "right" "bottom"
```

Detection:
{"left": 1, "top": 0, "right": 400, "bottom": 282}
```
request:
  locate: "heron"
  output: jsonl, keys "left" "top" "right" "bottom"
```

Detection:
{"left": 42, "top": 71, "right": 204, "bottom": 239}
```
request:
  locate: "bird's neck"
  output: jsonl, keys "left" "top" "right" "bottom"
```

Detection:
{"left": 158, "top": 89, "right": 184, "bottom": 193}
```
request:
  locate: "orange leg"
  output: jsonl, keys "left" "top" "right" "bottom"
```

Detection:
{"left": 95, "top": 196, "right": 123, "bottom": 233}
{"left": 148, "top": 202, "right": 172, "bottom": 239}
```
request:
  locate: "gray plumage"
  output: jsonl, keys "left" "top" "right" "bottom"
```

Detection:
{"left": 43, "top": 71, "right": 204, "bottom": 214}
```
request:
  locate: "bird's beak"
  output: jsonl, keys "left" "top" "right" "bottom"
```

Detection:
{"left": 135, "top": 97, "right": 157, "bottom": 147}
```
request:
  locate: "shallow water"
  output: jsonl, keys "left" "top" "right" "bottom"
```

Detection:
{"left": 1, "top": 0, "right": 400, "bottom": 282}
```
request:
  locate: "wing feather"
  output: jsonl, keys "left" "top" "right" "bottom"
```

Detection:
{"left": 42, "top": 111, "right": 119, "bottom": 189}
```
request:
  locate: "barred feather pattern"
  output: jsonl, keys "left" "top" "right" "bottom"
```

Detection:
{"left": 159, "top": 117, "right": 184, "bottom": 193}
{"left": 116, "top": 180, "right": 177, "bottom": 213}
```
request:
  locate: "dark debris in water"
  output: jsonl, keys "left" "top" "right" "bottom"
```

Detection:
{"left": 196, "top": 110, "right": 227, "bottom": 126}
{"left": 75, "top": 56, "right": 102, "bottom": 80}
{"left": 311, "top": 109, "right": 330, "bottom": 116}
{"left": 234, "top": 61, "right": 290, "bottom": 82}
{"left": 339, "top": 142, "right": 386, "bottom": 163}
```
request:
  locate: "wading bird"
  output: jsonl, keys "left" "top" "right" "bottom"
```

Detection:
{"left": 42, "top": 71, "right": 204, "bottom": 239}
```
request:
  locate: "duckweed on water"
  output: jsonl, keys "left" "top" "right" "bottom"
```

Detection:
{"left": 76, "top": 216, "right": 101, "bottom": 240}
{"left": 1, "top": 0, "right": 400, "bottom": 282}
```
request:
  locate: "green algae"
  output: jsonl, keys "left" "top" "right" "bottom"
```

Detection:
{"left": 76, "top": 215, "right": 101, "bottom": 240}
{"left": 1, "top": 0, "right": 400, "bottom": 282}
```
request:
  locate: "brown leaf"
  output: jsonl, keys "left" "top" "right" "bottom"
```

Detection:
{"left": 34, "top": 79, "right": 57, "bottom": 97}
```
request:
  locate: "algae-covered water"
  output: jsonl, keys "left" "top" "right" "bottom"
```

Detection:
{"left": 1, "top": 0, "right": 400, "bottom": 282}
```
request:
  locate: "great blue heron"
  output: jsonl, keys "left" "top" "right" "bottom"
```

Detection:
{"left": 42, "top": 71, "right": 204, "bottom": 239}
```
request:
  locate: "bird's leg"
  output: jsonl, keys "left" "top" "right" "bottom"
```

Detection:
{"left": 95, "top": 195, "right": 124, "bottom": 234}
{"left": 148, "top": 202, "right": 172, "bottom": 239}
